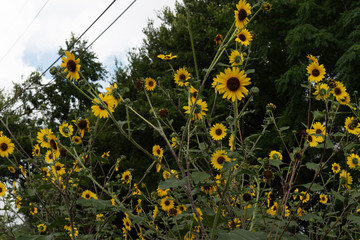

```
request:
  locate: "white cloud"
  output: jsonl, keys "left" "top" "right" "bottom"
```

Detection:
{"left": 0, "top": 0, "right": 180, "bottom": 92}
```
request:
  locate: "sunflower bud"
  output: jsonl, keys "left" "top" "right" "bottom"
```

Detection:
{"left": 49, "top": 67, "right": 57, "bottom": 75}
{"left": 264, "top": 170, "right": 273, "bottom": 179}
{"left": 250, "top": 87, "right": 259, "bottom": 96}
{"left": 159, "top": 108, "right": 168, "bottom": 118}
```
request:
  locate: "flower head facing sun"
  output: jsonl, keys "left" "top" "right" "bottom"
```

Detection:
{"left": 37, "top": 224, "right": 47, "bottom": 232}
{"left": 160, "top": 198, "right": 174, "bottom": 212}
{"left": 235, "top": 29, "right": 253, "bottom": 46}
{"left": 145, "top": 77, "right": 156, "bottom": 91}
{"left": 209, "top": 123, "right": 227, "bottom": 141}
{"left": 0, "top": 135, "right": 15, "bottom": 158}
{"left": 344, "top": 117, "right": 360, "bottom": 135}
{"left": 331, "top": 81, "right": 347, "bottom": 101}
{"left": 174, "top": 68, "right": 191, "bottom": 87}
{"left": 81, "top": 190, "right": 98, "bottom": 200}
{"left": 215, "top": 67, "right": 251, "bottom": 102}
{"left": 234, "top": 0, "right": 252, "bottom": 29}
{"left": 60, "top": 51, "right": 81, "bottom": 81}
{"left": 183, "top": 98, "right": 208, "bottom": 120}
{"left": 121, "top": 170, "right": 132, "bottom": 184}
{"left": 36, "top": 128, "right": 53, "bottom": 148}
{"left": 331, "top": 162, "right": 341, "bottom": 174}
{"left": 319, "top": 194, "right": 328, "bottom": 204}
{"left": 211, "top": 150, "right": 230, "bottom": 170}
{"left": 0, "top": 182, "right": 7, "bottom": 197}
{"left": 307, "top": 61, "right": 326, "bottom": 83}
{"left": 152, "top": 145, "right": 164, "bottom": 159}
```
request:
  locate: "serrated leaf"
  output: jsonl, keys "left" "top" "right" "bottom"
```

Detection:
{"left": 347, "top": 215, "right": 360, "bottom": 224}
{"left": 159, "top": 177, "right": 186, "bottom": 189}
{"left": 331, "top": 189, "right": 344, "bottom": 202}
{"left": 191, "top": 172, "right": 211, "bottom": 184}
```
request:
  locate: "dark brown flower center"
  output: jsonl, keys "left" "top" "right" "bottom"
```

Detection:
{"left": 215, "top": 129, "right": 223, "bottom": 136}
{"left": 125, "top": 175, "right": 129, "bottom": 180}
{"left": 148, "top": 80, "right": 154, "bottom": 87}
{"left": 217, "top": 156, "right": 225, "bottom": 164}
{"left": 31, "top": 207, "right": 35, "bottom": 212}
{"left": 307, "top": 135, "right": 313, "bottom": 142}
{"left": 165, "top": 200, "right": 170, "bottom": 206}
{"left": 179, "top": 74, "right": 186, "bottom": 81}
{"left": 78, "top": 120, "right": 88, "bottom": 129}
{"left": 334, "top": 87, "right": 341, "bottom": 96}
{"left": 67, "top": 60, "right": 77, "bottom": 72}
{"left": 227, "top": 77, "right": 241, "bottom": 91}
{"left": 157, "top": 149, "right": 161, "bottom": 155}
{"left": 312, "top": 69, "right": 320, "bottom": 77}
{"left": 193, "top": 91, "right": 197, "bottom": 99}
{"left": 56, "top": 165, "right": 61, "bottom": 171}
{"left": 238, "top": 34, "right": 246, "bottom": 41}
{"left": 49, "top": 139, "right": 57, "bottom": 150}
{"left": 48, "top": 153, "right": 53, "bottom": 159}
{"left": 352, "top": 158, "right": 359, "bottom": 165}
{"left": 85, "top": 194, "right": 90, "bottom": 199}
{"left": 316, "top": 129, "right": 322, "bottom": 134}
{"left": 238, "top": 9, "right": 247, "bottom": 21}
{"left": 169, "top": 208, "right": 177, "bottom": 216}
{"left": 0, "top": 143, "right": 8, "bottom": 151}
{"left": 0, "top": 188, "right": 2, "bottom": 193}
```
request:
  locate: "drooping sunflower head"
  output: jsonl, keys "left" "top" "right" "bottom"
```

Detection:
{"left": 174, "top": 68, "right": 191, "bottom": 87}
{"left": 306, "top": 61, "right": 326, "bottom": 83}
{"left": 229, "top": 50, "right": 244, "bottom": 66}
{"left": 145, "top": 77, "right": 156, "bottom": 91}
{"left": 190, "top": 85, "right": 198, "bottom": 101}
{"left": 0, "top": 182, "right": 7, "bottom": 197}
{"left": 313, "top": 83, "right": 330, "bottom": 100}
{"left": 211, "top": 150, "right": 230, "bottom": 170}
{"left": 216, "top": 67, "right": 251, "bottom": 102}
{"left": 60, "top": 51, "right": 81, "bottom": 81}
{"left": 0, "top": 135, "right": 15, "bottom": 158}
{"left": 234, "top": 0, "right": 252, "bottom": 29}
{"left": 209, "top": 123, "right": 227, "bottom": 141}
{"left": 214, "top": 34, "right": 223, "bottom": 45}
{"left": 183, "top": 99, "right": 208, "bottom": 120}
{"left": 235, "top": 29, "right": 253, "bottom": 46}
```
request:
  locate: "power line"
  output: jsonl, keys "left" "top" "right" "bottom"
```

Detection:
{"left": 0, "top": 0, "right": 50, "bottom": 64}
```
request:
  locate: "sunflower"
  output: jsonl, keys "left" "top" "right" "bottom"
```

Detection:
{"left": 307, "top": 54, "right": 318, "bottom": 63}
{"left": 73, "top": 118, "right": 90, "bottom": 138}
{"left": 338, "top": 92, "right": 352, "bottom": 107}
{"left": 60, "top": 51, "right": 81, "bottom": 81}
{"left": 331, "top": 162, "right": 341, "bottom": 174}
{"left": 228, "top": 134, "right": 235, "bottom": 151}
{"left": 72, "top": 135, "right": 82, "bottom": 145}
{"left": 190, "top": 85, "right": 198, "bottom": 101}
{"left": 347, "top": 153, "right": 360, "bottom": 169}
{"left": 91, "top": 94, "right": 115, "bottom": 119}
{"left": 145, "top": 77, "right": 156, "bottom": 91}
{"left": 157, "top": 53, "right": 177, "bottom": 60}
{"left": 235, "top": 28, "right": 253, "bottom": 46}
{"left": 37, "top": 223, "right": 47, "bottom": 232}
{"left": 52, "top": 161, "right": 66, "bottom": 176}
{"left": 177, "top": 204, "right": 187, "bottom": 214}
{"left": 41, "top": 167, "right": 50, "bottom": 179}
{"left": 313, "top": 83, "right": 330, "bottom": 101}
{"left": 152, "top": 205, "right": 159, "bottom": 219}
{"left": 215, "top": 67, "right": 251, "bottom": 102}
{"left": 81, "top": 190, "right": 98, "bottom": 200}
{"left": 157, "top": 187, "right": 169, "bottom": 197}
{"left": 0, "top": 182, "right": 6, "bottom": 197}
{"left": 59, "top": 122, "right": 74, "bottom": 138}
{"left": 306, "top": 129, "right": 321, "bottom": 147}
{"left": 339, "top": 170, "right": 352, "bottom": 189}
{"left": 48, "top": 135, "right": 59, "bottom": 153}
{"left": 211, "top": 150, "right": 230, "bottom": 170}
{"left": 331, "top": 81, "right": 347, "bottom": 101}
{"left": 318, "top": 194, "right": 327, "bottom": 204}
{"left": 209, "top": 123, "right": 227, "bottom": 140}
{"left": 269, "top": 150, "right": 283, "bottom": 160}
{"left": 171, "top": 137, "right": 177, "bottom": 148}
{"left": 229, "top": 50, "right": 244, "bottom": 66}
{"left": 32, "top": 144, "right": 41, "bottom": 157}
{"left": 183, "top": 98, "right": 208, "bottom": 120}
{"left": 266, "top": 202, "right": 278, "bottom": 216}
{"left": 152, "top": 145, "right": 164, "bottom": 158}
{"left": 8, "top": 166, "right": 15, "bottom": 173}
{"left": 121, "top": 170, "right": 132, "bottom": 184}
{"left": 163, "top": 170, "right": 171, "bottom": 180}
{"left": 307, "top": 61, "right": 326, "bottom": 83}
{"left": 310, "top": 122, "right": 327, "bottom": 142}
{"left": 300, "top": 191, "right": 310, "bottom": 203}
{"left": 123, "top": 213, "right": 132, "bottom": 231}
{"left": 174, "top": 68, "right": 191, "bottom": 87}
{"left": 105, "top": 83, "right": 122, "bottom": 107}
{"left": 344, "top": 117, "right": 360, "bottom": 135}
{"left": 214, "top": 34, "right": 223, "bottom": 45}
{"left": 160, "top": 198, "right": 174, "bottom": 212}
{"left": 234, "top": 0, "right": 252, "bottom": 29}
{"left": 29, "top": 203, "right": 38, "bottom": 215}
{"left": 192, "top": 207, "right": 203, "bottom": 222}
{"left": 263, "top": 2, "right": 272, "bottom": 12}
{"left": 0, "top": 135, "right": 15, "bottom": 157}
{"left": 36, "top": 128, "right": 53, "bottom": 148}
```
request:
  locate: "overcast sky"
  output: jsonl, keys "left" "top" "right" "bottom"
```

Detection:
{"left": 0, "top": 0, "right": 179, "bottom": 92}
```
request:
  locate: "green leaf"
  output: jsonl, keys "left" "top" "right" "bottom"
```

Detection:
{"left": 218, "top": 229, "right": 267, "bottom": 240}
{"left": 269, "top": 158, "right": 282, "bottom": 168}
{"left": 191, "top": 172, "right": 211, "bottom": 184}
{"left": 76, "top": 198, "right": 111, "bottom": 210}
{"left": 16, "top": 234, "right": 57, "bottom": 240}
{"left": 347, "top": 215, "right": 360, "bottom": 225}
{"left": 279, "top": 126, "right": 289, "bottom": 131}
{"left": 245, "top": 69, "right": 255, "bottom": 74}
{"left": 331, "top": 189, "right": 344, "bottom": 202}
{"left": 344, "top": 142, "right": 358, "bottom": 152}
{"left": 159, "top": 177, "right": 186, "bottom": 189}
{"left": 302, "top": 183, "right": 324, "bottom": 191}
{"left": 306, "top": 162, "right": 319, "bottom": 171}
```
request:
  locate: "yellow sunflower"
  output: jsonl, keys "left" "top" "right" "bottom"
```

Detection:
{"left": 269, "top": 150, "right": 283, "bottom": 160}
{"left": 338, "top": 92, "right": 352, "bottom": 107}
{"left": 209, "top": 123, "right": 227, "bottom": 140}
{"left": 121, "top": 170, "right": 132, "bottom": 184}
{"left": 229, "top": 134, "right": 235, "bottom": 150}
{"left": 234, "top": 0, "right": 252, "bottom": 29}
{"left": 229, "top": 50, "right": 244, "bottom": 66}
{"left": 36, "top": 128, "right": 53, "bottom": 148}
{"left": 152, "top": 145, "right": 164, "bottom": 158}
{"left": 145, "top": 77, "right": 156, "bottom": 91}
{"left": 32, "top": 144, "right": 41, "bottom": 157}
{"left": 193, "top": 207, "right": 203, "bottom": 222}
{"left": 123, "top": 213, "right": 132, "bottom": 231}
{"left": 160, "top": 198, "right": 174, "bottom": 212}
{"left": 73, "top": 118, "right": 90, "bottom": 138}
{"left": 313, "top": 83, "right": 330, "bottom": 100}
{"left": 266, "top": 202, "right": 278, "bottom": 216}
{"left": 157, "top": 53, "right": 177, "bottom": 60}
{"left": 177, "top": 204, "right": 186, "bottom": 214}
{"left": 81, "top": 190, "right": 98, "bottom": 200}
{"left": 174, "top": 68, "right": 191, "bottom": 87}
{"left": 8, "top": 166, "right": 15, "bottom": 173}
{"left": 157, "top": 187, "right": 169, "bottom": 197}
{"left": 37, "top": 224, "right": 47, "bottom": 232}
{"left": 339, "top": 170, "right": 352, "bottom": 189}
{"left": 190, "top": 85, "right": 198, "bottom": 101}
{"left": 307, "top": 54, "right": 318, "bottom": 63}
{"left": 29, "top": 203, "right": 38, "bottom": 215}
{"left": 60, "top": 51, "right": 81, "bottom": 81}
{"left": 344, "top": 117, "right": 360, "bottom": 135}
{"left": 310, "top": 122, "right": 327, "bottom": 142}
{"left": 347, "top": 153, "right": 360, "bottom": 169}
{"left": 235, "top": 28, "right": 253, "bottom": 46}
{"left": 331, "top": 162, "right": 341, "bottom": 174}
{"left": 72, "top": 135, "right": 82, "bottom": 145}
{"left": 48, "top": 134, "right": 59, "bottom": 153}
{"left": 331, "top": 81, "right": 347, "bottom": 101}
{"left": 263, "top": 2, "right": 272, "bottom": 12}
{"left": 215, "top": 67, "right": 251, "bottom": 102}
{"left": 307, "top": 61, "right": 326, "bottom": 83}
{"left": 105, "top": 83, "right": 122, "bottom": 107}
{"left": 0, "top": 182, "right": 7, "bottom": 197}
{"left": 0, "top": 135, "right": 15, "bottom": 158}
{"left": 300, "top": 191, "right": 310, "bottom": 203}
{"left": 183, "top": 98, "right": 208, "bottom": 120}
{"left": 214, "top": 34, "right": 223, "bottom": 45}
{"left": 306, "top": 129, "right": 321, "bottom": 147}
{"left": 51, "top": 161, "right": 66, "bottom": 176}
{"left": 91, "top": 94, "right": 115, "bottom": 119}
{"left": 211, "top": 150, "right": 230, "bottom": 170}
{"left": 171, "top": 137, "right": 177, "bottom": 148}
{"left": 59, "top": 122, "right": 74, "bottom": 138}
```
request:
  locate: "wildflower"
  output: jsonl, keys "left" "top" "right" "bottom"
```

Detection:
{"left": 105, "top": 83, "right": 122, "bottom": 107}
{"left": 215, "top": 67, "right": 251, "bottom": 102}
{"left": 0, "top": 182, "right": 6, "bottom": 197}
{"left": 211, "top": 150, "right": 230, "bottom": 170}
{"left": 123, "top": 213, "right": 132, "bottom": 231}
{"left": 209, "top": 123, "right": 227, "bottom": 141}
{"left": 307, "top": 61, "right": 326, "bottom": 83}
{"left": 190, "top": 85, "right": 198, "bottom": 101}
{"left": 157, "top": 53, "right": 177, "bottom": 60}
{"left": 51, "top": 161, "right": 66, "bottom": 176}
{"left": 306, "top": 129, "right": 322, "bottom": 147}
{"left": 313, "top": 83, "right": 330, "bottom": 100}
{"left": 183, "top": 98, "right": 208, "bottom": 120}
{"left": 347, "top": 153, "right": 360, "bottom": 169}
{"left": 340, "top": 170, "right": 353, "bottom": 189}
{"left": 297, "top": 207, "right": 305, "bottom": 217}
{"left": 263, "top": 2, "right": 272, "bottom": 11}
{"left": 96, "top": 213, "right": 104, "bottom": 222}
{"left": 331, "top": 162, "right": 341, "bottom": 174}
{"left": 160, "top": 198, "right": 174, "bottom": 212}
{"left": 214, "top": 34, "right": 223, "bottom": 45}
{"left": 0, "top": 135, "right": 15, "bottom": 157}
{"left": 171, "top": 137, "right": 177, "bottom": 148}
{"left": 174, "top": 68, "right": 191, "bottom": 87}
{"left": 144, "top": 77, "right": 156, "bottom": 91}
{"left": 235, "top": 28, "right": 253, "bottom": 46}
{"left": 267, "top": 202, "right": 278, "bottom": 216}
{"left": 307, "top": 54, "right": 318, "bottom": 63}
{"left": 300, "top": 191, "right": 310, "bottom": 203}
{"left": 331, "top": 81, "right": 347, "bottom": 101}
{"left": 319, "top": 194, "right": 328, "bottom": 204}
{"left": 8, "top": 166, "right": 15, "bottom": 173}
{"left": 153, "top": 205, "right": 159, "bottom": 218}
{"left": 37, "top": 224, "right": 47, "bottom": 232}
{"left": 269, "top": 150, "right": 283, "bottom": 160}
{"left": 310, "top": 122, "right": 327, "bottom": 142}
{"left": 60, "top": 51, "right": 81, "bottom": 81}
{"left": 16, "top": 196, "right": 22, "bottom": 209}
{"left": 157, "top": 187, "right": 169, "bottom": 197}
{"left": 29, "top": 203, "right": 38, "bottom": 215}
{"left": 229, "top": 134, "right": 235, "bottom": 150}
{"left": 73, "top": 118, "right": 90, "bottom": 138}
{"left": 234, "top": 0, "right": 252, "bottom": 29}
{"left": 19, "top": 165, "right": 27, "bottom": 177}
{"left": 177, "top": 204, "right": 186, "bottom": 214}
{"left": 168, "top": 208, "right": 178, "bottom": 216}
{"left": 163, "top": 170, "right": 171, "bottom": 180}
{"left": 81, "top": 190, "right": 98, "bottom": 200}
{"left": 266, "top": 191, "right": 272, "bottom": 207}
{"left": 344, "top": 117, "right": 360, "bottom": 135}
{"left": 121, "top": 171, "right": 132, "bottom": 184}
{"left": 91, "top": 94, "right": 115, "bottom": 119}
{"left": 101, "top": 151, "right": 110, "bottom": 159}
{"left": 72, "top": 135, "right": 82, "bottom": 144}
{"left": 229, "top": 50, "right": 244, "bottom": 66}
{"left": 132, "top": 183, "right": 141, "bottom": 195}
{"left": 159, "top": 108, "right": 168, "bottom": 118}
{"left": 136, "top": 199, "right": 142, "bottom": 214}
{"left": 201, "top": 184, "right": 214, "bottom": 195}
{"left": 192, "top": 207, "right": 203, "bottom": 222}
{"left": 152, "top": 145, "right": 164, "bottom": 158}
